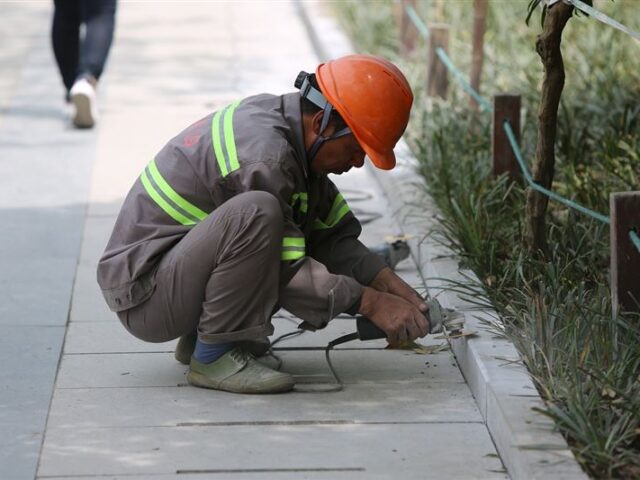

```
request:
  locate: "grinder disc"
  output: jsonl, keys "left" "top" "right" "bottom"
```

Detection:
{"left": 435, "top": 330, "right": 478, "bottom": 340}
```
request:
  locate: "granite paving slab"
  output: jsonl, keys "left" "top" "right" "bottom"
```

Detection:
{"left": 0, "top": 325, "right": 65, "bottom": 480}
{"left": 55, "top": 349, "right": 463, "bottom": 390}
{"left": 38, "top": 423, "right": 507, "bottom": 479}
{"left": 46, "top": 381, "right": 482, "bottom": 429}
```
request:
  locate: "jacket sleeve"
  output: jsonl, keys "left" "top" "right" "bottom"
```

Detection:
{"left": 229, "top": 156, "right": 363, "bottom": 329}
{"left": 307, "top": 179, "right": 387, "bottom": 287}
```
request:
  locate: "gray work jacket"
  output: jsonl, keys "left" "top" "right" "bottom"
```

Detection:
{"left": 97, "top": 92, "right": 386, "bottom": 327}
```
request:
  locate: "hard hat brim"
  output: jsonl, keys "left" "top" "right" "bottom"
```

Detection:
{"left": 362, "top": 142, "right": 396, "bottom": 170}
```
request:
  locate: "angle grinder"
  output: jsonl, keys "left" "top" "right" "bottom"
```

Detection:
{"left": 355, "top": 297, "right": 465, "bottom": 341}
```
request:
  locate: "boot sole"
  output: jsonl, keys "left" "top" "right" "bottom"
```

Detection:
{"left": 187, "top": 370, "right": 294, "bottom": 394}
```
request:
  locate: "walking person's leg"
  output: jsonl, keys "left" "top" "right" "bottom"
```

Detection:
{"left": 119, "top": 191, "right": 294, "bottom": 393}
{"left": 78, "top": 0, "right": 116, "bottom": 82}
{"left": 51, "top": 0, "right": 82, "bottom": 96}
{"left": 69, "top": 0, "right": 117, "bottom": 127}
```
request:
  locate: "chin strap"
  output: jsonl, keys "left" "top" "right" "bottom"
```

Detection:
{"left": 298, "top": 75, "right": 351, "bottom": 162}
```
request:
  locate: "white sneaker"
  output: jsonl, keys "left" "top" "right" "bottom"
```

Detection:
{"left": 69, "top": 77, "right": 98, "bottom": 128}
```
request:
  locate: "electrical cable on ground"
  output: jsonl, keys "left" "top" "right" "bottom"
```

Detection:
{"left": 338, "top": 188, "right": 373, "bottom": 202}
{"left": 268, "top": 327, "right": 347, "bottom": 392}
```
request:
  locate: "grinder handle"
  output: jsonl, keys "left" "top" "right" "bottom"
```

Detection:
{"left": 356, "top": 316, "right": 387, "bottom": 341}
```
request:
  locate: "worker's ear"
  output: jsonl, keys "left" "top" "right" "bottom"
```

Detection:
{"left": 311, "top": 110, "right": 324, "bottom": 135}
{"left": 311, "top": 110, "right": 335, "bottom": 136}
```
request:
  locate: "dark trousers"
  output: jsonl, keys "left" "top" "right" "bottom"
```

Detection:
{"left": 51, "top": 0, "right": 117, "bottom": 92}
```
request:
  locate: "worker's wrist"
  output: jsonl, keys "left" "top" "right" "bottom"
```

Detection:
{"left": 368, "top": 266, "right": 394, "bottom": 292}
{"left": 357, "top": 286, "right": 378, "bottom": 317}
{"left": 345, "top": 294, "right": 362, "bottom": 316}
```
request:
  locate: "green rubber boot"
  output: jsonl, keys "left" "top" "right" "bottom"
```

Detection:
{"left": 187, "top": 347, "right": 294, "bottom": 394}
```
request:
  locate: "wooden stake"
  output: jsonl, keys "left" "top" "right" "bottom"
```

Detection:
{"left": 470, "top": 0, "right": 488, "bottom": 110}
{"left": 610, "top": 191, "right": 640, "bottom": 317}
{"left": 492, "top": 94, "right": 521, "bottom": 181}
{"left": 400, "top": 0, "right": 419, "bottom": 55}
{"left": 393, "top": 0, "right": 403, "bottom": 35}
{"left": 434, "top": 0, "right": 445, "bottom": 22}
{"left": 427, "top": 24, "right": 449, "bottom": 99}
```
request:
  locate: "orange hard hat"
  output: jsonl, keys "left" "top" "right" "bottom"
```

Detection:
{"left": 316, "top": 54, "right": 413, "bottom": 170}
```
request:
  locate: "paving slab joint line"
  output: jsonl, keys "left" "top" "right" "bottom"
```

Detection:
{"left": 294, "top": 1, "right": 588, "bottom": 478}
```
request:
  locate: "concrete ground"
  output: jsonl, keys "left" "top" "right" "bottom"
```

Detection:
{"left": 1, "top": 2, "right": 507, "bottom": 479}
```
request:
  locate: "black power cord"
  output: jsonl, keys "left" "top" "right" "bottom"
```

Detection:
{"left": 268, "top": 316, "right": 388, "bottom": 393}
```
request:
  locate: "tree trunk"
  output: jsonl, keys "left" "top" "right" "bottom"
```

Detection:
{"left": 470, "top": 0, "right": 488, "bottom": 110}
{"left": 525, "top": 2, "right": 574, "bottom": 254}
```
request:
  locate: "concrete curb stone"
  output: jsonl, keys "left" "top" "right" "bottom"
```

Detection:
{"left": 295, "top": 1, "right": 588, "bottom": 478}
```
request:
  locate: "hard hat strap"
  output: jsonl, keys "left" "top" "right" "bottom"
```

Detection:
{"left": 318, "top": 102, "right": 333, "bottom": 135}
{"left": 298, "top": 74, "right": 352, "bottom": 161}
{"left": 307, "top": 127, "right": 353, "bottom": 161}
{"left": 298, "top": 76, "right": 329, "bottom": 110}
{"left": 307, "top": 104, "right": 352, "bottom": 161}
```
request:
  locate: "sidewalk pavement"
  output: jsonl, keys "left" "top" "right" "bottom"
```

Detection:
{"left": 1, "top": 2, "right": 507, "bottom": 478}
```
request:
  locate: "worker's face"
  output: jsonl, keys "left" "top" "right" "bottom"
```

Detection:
{"left": 311, "top": 134, "right": 366, "bottom": 176}
{"left": 309, "top": 119, "right": 367, "bottom": 176}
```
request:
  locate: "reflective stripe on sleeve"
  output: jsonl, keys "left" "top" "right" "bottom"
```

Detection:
{"left": 281, "top": 236, "right": 305, "bottom": 261}
{"left": 147, "top": 159, "right": 207, "bottom": 221}
{"left": 140, "top": 159, "right": 208, "bottom": 226}
{"left": 212, "top": 100, "right": 241, "bottom": 177}
{"left": 312, "top": 193, "right": 350, "bottom": 230}
{"left": 290, "top": 192, "right": 308, "bottom": 214}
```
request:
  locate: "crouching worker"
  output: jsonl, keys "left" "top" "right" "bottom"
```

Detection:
{"left": 97, "top": 54, "right": 430, "bottom": 394}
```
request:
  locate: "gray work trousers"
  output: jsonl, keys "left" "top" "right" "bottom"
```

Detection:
{"left": 118, "top": 191, "right": 283, "bottom": 344}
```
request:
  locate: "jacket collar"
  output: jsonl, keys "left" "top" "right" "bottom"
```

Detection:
{"left": 282, "top": 92, "right": 310, "bottom": 180}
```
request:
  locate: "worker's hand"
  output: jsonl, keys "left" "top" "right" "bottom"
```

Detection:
{"left": 358, "top": 287, "right": 429, "bottom": 343}
{"left": 369, "top": 267, "right": 428, "bottom": 315}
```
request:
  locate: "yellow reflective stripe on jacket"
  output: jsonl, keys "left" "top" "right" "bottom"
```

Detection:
{"left": 312, "top": 193, "right": 350, "bottom": 230}
{"left": 212, "top": 100, "right": 242, "bottom": 177}
{"left": 147, "top": 159, "right": 207, "bottom": 221}
{"left": 281, "top": 236, "right": 305, "bottom": 261}
{"left": 140, "top": 159, "right": 207, "bottom": 226}
{"left": 290, "top": 192, "right": 308, "bottom": 214}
